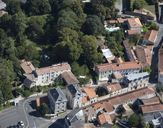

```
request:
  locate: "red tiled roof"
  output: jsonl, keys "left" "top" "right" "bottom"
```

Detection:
{"left": 98, "top": 113, "right": 114, "bottom": 125}
{"left": 127, "top": 30, "right": 140, "bottom": 35}
{"left": 83, "top": 87, "right": 97, "bottom": 99}
{"left": 127, "top": 18, "right": 142, "bottom": 28}
{"left": 61, "top": 71, "right": 79, "bottom": 85}
{"left": 107, "top": 83, "right": 122, "bottom": 92}
{"left": 135, "top": 45, "right": 152, "bottom": 67}
{"left": 93, "top": 103, "right": 103, "bottom": 110}
{"left": 142, "top": 96, "right": 160, "bottom": 105}
{"left": 81, "top": 96, "right": 88, "bottom": 104}
{"left": 96, "top": 61, "right": 142, "bottom": 72}
{"left": 141, "top": 103, "right": 163, "bottom": 114}
{"left": 144, "top": 30, "right": 158, "bottom": 43}
{"left": 36, "top": 63, "right": 71, "bottom": 75}
{"left": 109, "top": 87, "right": 155, "bottom": 106}
{"left": 102, "top": 101, "right": 114, "bottom": 112}
{"left": 117, "top": 18, "right": 128, "bottom": 23}
{"left": 20, "top": 60, "right": 35, "bottom": 74}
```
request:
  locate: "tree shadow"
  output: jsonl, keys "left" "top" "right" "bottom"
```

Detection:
{"left": 29, "top": 100, "right": 36, "bottom": 109}
{"left": 48, "top": 118, "right": 69, "bottom": 128}
{"left": 29, "top": 111, "right": 41, "bottom": 118}
{"left": 149, "top": 36, "right": 163, "bottom": 83}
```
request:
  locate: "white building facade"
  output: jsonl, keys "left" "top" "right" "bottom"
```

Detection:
{"left": 66, "top": 84, "right": 84, "bottom": 109}
{"left": 95, "top": 62, "right": 142, "bottom": 82}
{"left": 48, "top": 87, "right": 68, "bottom": 115}
{"left": 20, "top": 60, "right": 71, "bottom": 88}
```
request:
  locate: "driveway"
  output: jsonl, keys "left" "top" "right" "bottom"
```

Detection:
{"left": 0, "top": 95, "right": 53, "bottom": 128}
{"left": 150, "top": 23, "right": 163, "bottom": 83}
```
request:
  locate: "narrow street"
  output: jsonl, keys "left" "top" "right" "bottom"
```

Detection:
{"left": 149, "top": 23, "right": 163, "bottom": 83}
{"left": 0, "top": 95, "right": 52, "bottom": 128}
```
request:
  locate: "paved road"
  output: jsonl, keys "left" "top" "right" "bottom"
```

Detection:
{"left": 0, "top": 95, "right": 53, "bottom": 128}
{"left": 115, "top": 0, "right": 123, "bottom": 15}
{"left": 150, "top": 23, "right": 163, "bottom": 83}
{"left": 0, "top": 105, "right": 26, "bottom": 128}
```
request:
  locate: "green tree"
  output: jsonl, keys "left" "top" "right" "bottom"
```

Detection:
{"left": 82, "top": 15, "right": 104, "bottom": 35}
{"left": 106, "top": 32, "right": 124, "bottom": 57}
{"left": 71, "top": 62, "right": 89, "bottom": 77}
{"left": 133, "top": 0, "right": 147, "bottom": 10}
{"left": 57, "top": 9, "right": 79, "bottom": 30}
{"left": 148, "top": 22, "right": 159, "bottom": 30}
{"left": 84, "top": 0, "right": 117, "bottom": 19}
{"left": 17, "top": 40, "right": 40, "bottom": 65}
{"left": 96, "top": 86, "right": 108, "bottom": 96}
{"left": 39, "top": 103, "right": 49, "bottom": 116}
{"left": 10, "top": 12, "right": 27, "bottom": 42}
{"left": 0, "top": 59, "right": 15, "bottom": 101}
{"left": 54, "top": 41, "right": 82, "bottom": 62}
{"left": 81, "top": 35, "right": 103, "bottom": 67}
{"left": 25, "top": 0, "right": 51, "bottom": 16}
{"left": 128, "top": 113, "right": 145, "bottom": 127}
{"left": 54, "top": 27, "right": 83, "bottom": 62}
{"left": 112, "top": 125, "right": 120, "bottom": 128}
{"left": 6, "top": 0, "right": 22, "bottom": 15}
{"left": 71, "top": 0, "right": 86, "bottom": 25}
{"left": 26, "top": 16, "right": 46, "bottom": 42}
{"left": 58, "top": 27, "right": 79, "bottom": 42}
{"left": 0, "top": 14, "right": 13, "bottom": 36}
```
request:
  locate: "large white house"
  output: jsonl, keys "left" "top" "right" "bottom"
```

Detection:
{"left": 123, "top": 72, "right": 149, "bottom": 88}
{"left": 20, "top": 60, "right": 71, "bottom": 88}
{"left": 95, "top": 61, "right": 142, "bottom": 82}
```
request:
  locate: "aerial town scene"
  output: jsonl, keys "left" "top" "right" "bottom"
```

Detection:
{"left": 0, "top": 0, "right": 163, "bottom": 128}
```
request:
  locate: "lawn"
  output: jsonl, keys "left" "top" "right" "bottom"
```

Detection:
{"left": 144, "top": 5, "right": 155, "bottom": 14}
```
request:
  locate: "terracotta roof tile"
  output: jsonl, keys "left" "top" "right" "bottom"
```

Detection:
{"left": 83, "top": 87, "right": 97, "bottom": 99}
{"left": 107, "top": 83, "right": 122, "bottom": 92}
{"left": 127, "top": 30, "right": 140, "bottom": 35}
{"left": 117, "top": 18, "right": 128, "bottom": 23}
{"left": 102, "top": 101, "right": 114, "bottom": 112}
{"left": 142, "top": 96, "right": 160, "bottom": 105}
{"left": 81, "top": 96, "right": 88, "bottom": 103}
{"left": 144, "top": 30, "right": 158, "bottom": 43}
{"left": 141, "top": 103, "right": 163, "bottom": 114}
{"left": 96, "top": 61, "right": 142, "bottom": 72}
{"left": 93, "top": 103, "right": 103, "bottom": 110}
{"left": 109, "top": 87, "right": 155, "bottom": 106}
{"left": 98, "top": 113, "right": 113, "bottom": 125}
{"left": 135, "top": 45, "right": 152, "bottom": 67}
{"left": 112, "top": 72, "right": 123, "bottom": 79}
{"left": 127, "top": 18, "right": 142, "bottom": 28}
{"left": 36, "top": 63, "right": 71, "bottom": 76}
{"left": 20, "top": 60, "right": 35, "bottom": 74}
{"left": 61, "top": 71, "right": 79, "bottom": 85}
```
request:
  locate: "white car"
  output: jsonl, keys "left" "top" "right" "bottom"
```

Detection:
{"left": 17, "top": 121, "right": 25, "bottom": 128}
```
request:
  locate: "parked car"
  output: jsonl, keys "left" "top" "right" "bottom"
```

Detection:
{"left": 17, "top": 121, "right": 25, "bottom": 128}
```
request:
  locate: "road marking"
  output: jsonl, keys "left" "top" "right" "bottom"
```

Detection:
{"left": 23, "top": 100, "right": 29, "bottom": 128}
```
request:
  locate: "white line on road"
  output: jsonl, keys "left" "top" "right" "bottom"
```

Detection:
{"left": 23, "top": 100, "right": 29, "bottom": 128}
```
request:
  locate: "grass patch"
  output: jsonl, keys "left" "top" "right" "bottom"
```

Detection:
{"left": 0, "top": 102, "right": 13, "bottom": 111}
{"left": 144, "top": 5, "right": 155, "bottom": 14}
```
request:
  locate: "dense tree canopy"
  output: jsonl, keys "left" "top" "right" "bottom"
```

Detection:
{"left": 128, "top": 114, "right": 145, "bottom": 127}
{"left": 132, "top": 0, "right": 147, "bottom": 10}
{"left": 81, "top": 35, "right": 103, "bottom": 67}
{"left": 0, "top": 0, "right": 117, "bottom": 103}
{"left": 25, "top": 0, "right": 51, "bottom": 16}
{"left": 82, "top": 15, "right": 104, "bottom": 35}
{"left": 0, "top": 59, "right": 15, "bottom": 102}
